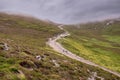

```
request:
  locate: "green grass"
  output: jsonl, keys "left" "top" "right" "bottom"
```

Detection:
{"left": 103, "top": 35, "right": 120, "bottom": 43}
{"left": 0, "top": 13, "right": 120, "bottom": 80}
{"left": 59, "top": 20, "right": 120, "bottom": 73}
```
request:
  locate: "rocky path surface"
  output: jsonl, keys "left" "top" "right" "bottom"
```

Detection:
{"left": 47, "top": 25, "right": 120, "bottom": 77}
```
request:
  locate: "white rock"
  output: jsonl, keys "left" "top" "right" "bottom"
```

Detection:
{"left": 36, "top": 55, "right": 41, "bottom": 60}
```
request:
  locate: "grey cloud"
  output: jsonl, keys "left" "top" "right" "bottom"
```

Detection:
{"left": 0, "top": 0, "right": 120, "bottom": 24}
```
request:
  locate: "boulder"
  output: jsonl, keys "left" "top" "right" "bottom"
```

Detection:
{"left": 0, "top": 42, "right": 9, "bottom": 51}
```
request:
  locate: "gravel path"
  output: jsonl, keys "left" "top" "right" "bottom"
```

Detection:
{"left": 47, "top": 25, "right": 120, "bottom": 77}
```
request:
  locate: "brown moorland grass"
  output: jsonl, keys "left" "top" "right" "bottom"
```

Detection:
{"left": 0, "top": 13, "right": 120, "bottom": 80}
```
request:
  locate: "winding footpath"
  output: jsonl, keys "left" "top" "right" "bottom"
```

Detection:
{"left": 47, "top": 25, "right": 120, "bottom": 77}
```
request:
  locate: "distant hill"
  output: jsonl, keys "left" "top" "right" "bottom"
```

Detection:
{"left": 0, "top": 13, "right": 120, "bottom": 80}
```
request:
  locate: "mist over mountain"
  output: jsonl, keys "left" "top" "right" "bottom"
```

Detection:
{"left": 0, "top": 0, "right": 120, "bottom": 24}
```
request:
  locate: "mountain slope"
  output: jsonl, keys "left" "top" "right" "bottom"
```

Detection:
{"left": 59, "top": 19, "right": 120, "bottom": 73}
{"left": 0, "top": 13, "right": 120, "bottom": 80}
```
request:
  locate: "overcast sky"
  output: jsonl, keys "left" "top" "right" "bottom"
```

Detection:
{"left": 0, "top": 0, "right": 120, "bottom": 24}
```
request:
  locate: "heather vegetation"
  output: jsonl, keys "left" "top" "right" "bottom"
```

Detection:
{"left": 0, "top": 13, "right": 120, "bottom": 80}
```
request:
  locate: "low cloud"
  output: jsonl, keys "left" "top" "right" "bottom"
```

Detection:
{"left": 0, "top": 0, "right": 120, "bottom": 24}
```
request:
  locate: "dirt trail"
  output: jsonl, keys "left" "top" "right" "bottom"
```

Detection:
{"left": 47, "top": 25, "right": 120, "bottom": 77}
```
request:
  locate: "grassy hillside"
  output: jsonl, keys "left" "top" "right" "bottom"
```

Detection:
{"left": 59, "top": 19, "right": 120, "bottom": 73}
{"left": 0, "top": 13, "right": 120, "bottom": 80}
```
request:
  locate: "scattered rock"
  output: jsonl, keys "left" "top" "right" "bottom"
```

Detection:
{"left": 106, "top": 20, "right": 114, "bottom": 26}
{"left": 87, "top": 69, "right": 90, "bottom": 73}
{"left": 52, "top": 60, "right": 60, "bottom": 67}
{"left": 36, "top": 55, "right": 41, "bottom": 60}
{"left": 0, "top": 42, "right": 9, "bottom": 51}
{"left": 88, "top": 72, "right": 104, "bottom": 80}
{"left": 35, "top": 54, "right": 49, "bottom": 61}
